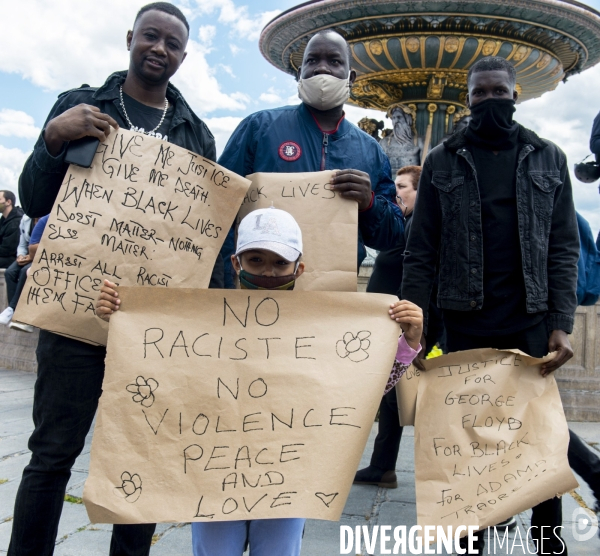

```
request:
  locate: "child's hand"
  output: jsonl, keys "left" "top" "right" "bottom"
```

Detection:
{"left": 95, "top": 279, "right": 120, "bottom": 322}
{"left": 389, "top": 300, "right": 423, "bottom": 351}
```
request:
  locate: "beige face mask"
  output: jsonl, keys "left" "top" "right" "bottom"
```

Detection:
{"left": 297, "top": 74, "right": 351, "bottom": 111}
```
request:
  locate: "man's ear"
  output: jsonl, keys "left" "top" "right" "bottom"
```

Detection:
{"left": 513, "top": 87, "right": 519, "bottom": 102}
{"left": 466, "top": 93, "right": 471, "bottom": 108}
{"left": 181, "top": 51, "right": 187, "bottom": 63}
{"left": 231, "top": 255, "right": 241, "bottom": 274}
{"left": 349, "top": 69, "right": 356, "bottom": 86}
{"left": 126, "top": 30, "right": 133, "bottom": 51}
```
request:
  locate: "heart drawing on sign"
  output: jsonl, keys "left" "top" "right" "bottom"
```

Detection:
{"left": 315, "top": 492, "right": 338, "bottom": 507}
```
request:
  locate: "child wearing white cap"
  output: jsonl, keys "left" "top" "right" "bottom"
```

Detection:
{"left": 94, "top": 207, "right": 423, "bottom": 556}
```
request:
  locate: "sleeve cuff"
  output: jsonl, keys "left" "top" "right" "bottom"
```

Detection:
{"left": 396, "top": 334, "right": 421, "bottom": 364}
{"left": 358, "top": 191, "right": 374, "bottom": 213}
{"left": 32, "top": 130, "right": 67, "bottom": 173}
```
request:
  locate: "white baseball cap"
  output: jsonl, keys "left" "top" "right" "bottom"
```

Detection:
{"left": 236, "top": 207, "right": 303, "bottom": 262}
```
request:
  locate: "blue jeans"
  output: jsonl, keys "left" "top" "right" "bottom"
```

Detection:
{"left": 8, "top": 331, "right": 156, "bottom": 556}
{"left": 192, "top": 518, "right": 305, "bottom": 556}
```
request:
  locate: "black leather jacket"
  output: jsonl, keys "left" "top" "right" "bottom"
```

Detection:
{"left": 17, "top": 71, "right": 223, "bottom": 288}
{"left": 19, "top": 71, "right": 216, "bottom": 218}
{"left": 402, "top": 125, "right": 579, "bottom": 334}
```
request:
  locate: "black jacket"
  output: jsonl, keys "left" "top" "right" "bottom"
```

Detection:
{"left": 19, "top": 71, "right": 216, "bottom": 218}
{"left": 18, "top": 71, "right": 222, "bottom": 286}
{"left": 590, "top": 110, "right": 600, "bottom": 157}
{"left": 402, "top": 125, "right": 579, "bottom": 334}
{"left": 0, "top": 206, "right": 24, "bottom": 268}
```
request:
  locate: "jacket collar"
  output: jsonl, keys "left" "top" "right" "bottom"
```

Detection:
{"left": 298, "top": 102, "right": 352, "bottom": 138}
{"left": 443, "top": 123, "right": 547, "bottom": 151}
{"left": 92, "top": 71, "right": 196, "bottom": 128}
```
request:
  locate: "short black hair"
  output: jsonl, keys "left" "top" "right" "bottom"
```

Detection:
{"left": 134, "top": 2, "right": 189, "bottom": 34}
{"left": 0, "top": 190, "right": 16, "bottom": 205}
{"left": 305, "top": 30, "right": 353, "bottom": 66}
{"left": 467, "top": 56, "right": 516, "bottom": 88}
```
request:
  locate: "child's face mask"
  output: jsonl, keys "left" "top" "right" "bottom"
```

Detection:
{"left": 238, "top": 258, "right": 300, "bottom": 291}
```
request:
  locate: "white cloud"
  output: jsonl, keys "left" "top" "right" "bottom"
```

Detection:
{"left": 219, "top": 64, "right": 236, "bottom": 78}
{"left": 0, "top": 109, "right": 41, "bottom": 139}
{"left": 0, "top": 146, "right": 29, "bottom": 202}
{"left": 0, "top": 0, "right": 248, "bottom": 115}
{"left": 230, "top": 44, "right": 243, "bottom": 56}
{"left": 198, "top": 24, "right": 216, "bottom": 48}
{"left": 517, "top": 66, "right": 600, "bottom": 235}
{"left": 203, "top": 116, "right": 243, "bottom": 156}
{"left": 258, "top": 88, "right": 283, "bottom": 104}
{"left": 188, "top": 0, "right": 280, "bottom": 41}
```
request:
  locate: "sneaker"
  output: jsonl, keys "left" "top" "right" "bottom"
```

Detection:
{"left": 490, "top": 516, "right": 517, "bottom": 531}
{"left": 8, "top": 321, "right": 34, "bottom": 333}
{"left": 0, "top": 307, "right": 14, "bottom": 325}
{"left": 353, "top": 466, "right": 398, "bottom": 488}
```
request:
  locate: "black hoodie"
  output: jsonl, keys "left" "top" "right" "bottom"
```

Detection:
{"left": 0, "top": 205, "right": 24, "bottom": 268}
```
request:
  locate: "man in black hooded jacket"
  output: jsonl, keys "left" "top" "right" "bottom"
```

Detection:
{"left": 402, "top": 56, "right": 579, "bottom": 554}
{"left": 0, "top": 190, "right": 24, "bottom": 268}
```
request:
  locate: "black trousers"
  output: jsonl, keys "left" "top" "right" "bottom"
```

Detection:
{"left": 568, "top": 429, "right": 600, "bottom": 505}
{"left": 8, "top": 331, "right": 156, "bottom": 556}
{"left": 370, "top": 387, "right": 403, "bottom": 470}
{"left": 447, "top": 320, "right": 566, "bottom": 555}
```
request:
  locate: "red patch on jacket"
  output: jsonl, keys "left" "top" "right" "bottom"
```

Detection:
{"left": 278, "top": 141, "right": 302, "bottom": 162}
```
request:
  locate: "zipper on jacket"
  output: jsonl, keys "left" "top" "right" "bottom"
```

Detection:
{"left": 320, "top": 133, "right": 329, "bottom": 171}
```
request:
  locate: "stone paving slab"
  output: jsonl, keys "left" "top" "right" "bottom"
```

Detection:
{"left": 0, "top": 368, "right": 599, "bottom": 555}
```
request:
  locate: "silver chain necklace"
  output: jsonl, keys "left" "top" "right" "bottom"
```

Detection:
{"left": 119, "top": 85, "right": 168, "bottom": 134}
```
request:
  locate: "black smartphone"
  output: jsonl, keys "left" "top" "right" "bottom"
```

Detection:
{"left": 64, "top": 136, "right": 100, "bottom": 168}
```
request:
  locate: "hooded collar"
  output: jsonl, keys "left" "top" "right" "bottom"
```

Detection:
{"left": 297, "top": 102, "right": 352, "bottom": 139}
{"left": 92, "top": 71, "right": 196, "bottom": 128}
{"left": 443, "top": 124, "right": 547, "bottom": 152}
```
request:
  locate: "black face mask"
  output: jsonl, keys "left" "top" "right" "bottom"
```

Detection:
{"left": 239, "top": 270, "right": 296, "bottom": 290}
{"left": 465, "top": 98, "right": 519, "bottom": 150}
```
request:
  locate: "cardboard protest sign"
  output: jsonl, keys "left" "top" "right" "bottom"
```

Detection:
{"left": 14, "top": 129, "right": 250, "bottom": 345}
{"left": 83, "top": 288, "right": 399, "bottom": 523}
{"left": 395, "top": 364, "right": 420, "bottom": 426}
{"left": 238, "top": 172, "right": 358, "bottom": 291}
{"left": 414, "top": 349, "right": 578, "bottom": 536}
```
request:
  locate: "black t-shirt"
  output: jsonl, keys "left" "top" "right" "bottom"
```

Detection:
{"left": 443, "top": 143, "right": 544, "bottom": 335}
{"left": 121, "top": 92, "right": 174, "bottom": 141}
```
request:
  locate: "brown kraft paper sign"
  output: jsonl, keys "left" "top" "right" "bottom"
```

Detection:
{"left": 14, "top": 129, "right": 250, "bottom": 345}
{"left": 238, "top": 172, "right": 358, "bottom": 291}
{"left": 83, "top": 288, "right": 399, "bottom": 523}
{"left": 414, "top": 348, "right": 578, "bottom": 536}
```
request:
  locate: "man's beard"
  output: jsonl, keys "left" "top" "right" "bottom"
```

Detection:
{"left": 393, "top": 122, "right": 413, "bottom": 145}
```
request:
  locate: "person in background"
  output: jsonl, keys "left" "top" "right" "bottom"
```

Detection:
{"left": 354, "top": 165, "right": 444, "bottom": 488}
{"left": 0, "top": 190, "right": 24, "bottom": 268}
{"left": 5, "top": 215, "right": 49, "bottom": 333}
{"left": 0, "top": 213, "right": 33, "bottom": 325}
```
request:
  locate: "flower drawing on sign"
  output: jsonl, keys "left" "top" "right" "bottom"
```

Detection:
{"left": 114, "top": 472, "right": 142, "bottom": 503}
{"left": 336, "top": 331, "right": 371, "bottom": 362}
{"left": 126, "top": 376, "right": 159, "bottom": 407}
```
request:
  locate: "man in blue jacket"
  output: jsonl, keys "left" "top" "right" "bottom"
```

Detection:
{"left": 219, "top": 30, "right": 403, "bottom": 269}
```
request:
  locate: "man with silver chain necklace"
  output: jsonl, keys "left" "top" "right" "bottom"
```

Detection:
{"left": 12, "top": 3, "right": 220, "bottom": 555}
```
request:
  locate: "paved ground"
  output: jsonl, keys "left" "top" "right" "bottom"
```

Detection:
{"left": 1, "top": 367, "right": 599, "bottom": 555}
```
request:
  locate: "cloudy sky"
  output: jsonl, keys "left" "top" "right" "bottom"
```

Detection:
{"left": 2, "top": 0, "right": 600, "bottom": 232}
